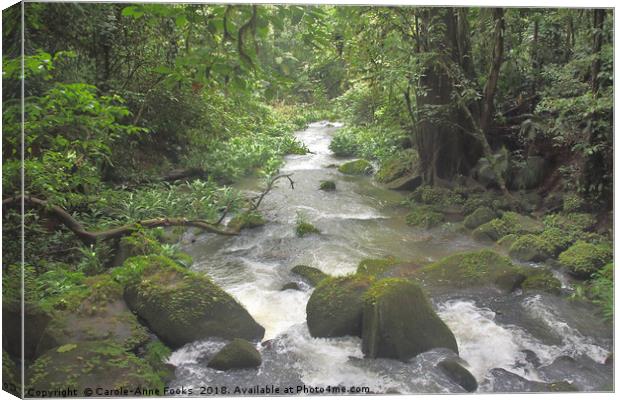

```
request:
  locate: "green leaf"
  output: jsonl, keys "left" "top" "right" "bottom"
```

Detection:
{"left": 57, "top": 343, "right": 78, "bottom": 353}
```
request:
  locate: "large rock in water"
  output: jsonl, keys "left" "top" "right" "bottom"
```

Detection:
{"left": 384, "top": 174, "right": 422, "bottom": 191}
{"left": 291, "top": 265, "right": 329, "bottom": 286}
{"left": 122, "top": 255, "right": 264, "bottom": 348}
{"left": 361, "top": 278, "right": 458, "bottom": 360}
{"left": 438, "top": 359, "right": 478, "bottom": 392}
{"left": 338, "top": 159, "right": 374, "bottom": 175}
{"left": 208, "top": 339, "right": 262, "bottom": 371}
{"left": 306, "top": 275, "right": 375, "bottom": 338}
{"left": 489, "top": 368, "right": 577, "bottom": 392}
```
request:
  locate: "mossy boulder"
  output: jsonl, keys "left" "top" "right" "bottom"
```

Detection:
{"left": 497, "top": 234, "right": 519, "bottom": 250}
{"left": 464, "top": 207, "right": 496, "bottom": 230}
{"left": 521, "top": 269, "right": 562, "bottom": 294}
{"left": 26, "top": 341, "right": 163, "bottom": 392}
{"left": 119, "top": 255, "right": 265, "bottom": 348}
{"left": 306, "top": 274, "right": 375, "bottom": 338}
{"left": 228, "top": 211, "right": 266, "bottom": 231}
{"left": 472, "top": 212, "right": 543, "bottom": 242}
{"left": 281, "top": 282, "right": 301, "bottom": 291}
{"left": 508, "top": 234, "right": 552, "bottom": 262}
{"left": 438, "top": 359, "right": 478, "bottom": 392}
{"left": 490, "top": 368, "right": 577, "bottom": 392}
{"left": 291, "top": 265, "right": 328, "bottom": 286}
{"left": 414, "top": 249, "right": 525, "bottom": 292}
{"left": 361, "top": 278, "right": 458, "bottom": 360}
{"left": 384, "top": 174, "right": 423, "bottom": 191}
{"left": 376, "top": 156, "right": 413, "bottom": 183}
{"left": 356, "top": 257, "right": 400, "bottom": 277}
{"left": 38, "top": 274, "right": 150, "bottom": 355}
{"left": 338, "top": 159, "right": 373, "bottom": 175}
{"left": 207, "top": 339, "right": 262, "bottom": 371}
{"left": 406, "top": 205, "right": 445, "bottom": 228}
{"left": 319, "top": 180, "right": 336, "bottom": 191}
{"left": 295, "top": 221, "right": 320, "bottom": 237}
{"left": 543, "top": 213, "right": 596, "bottom": 242}
{"left": 113, "top": 231, "right": 163, "bottom": 267}
{"left": 558, "top": 241, "right": 613, "bottom": 278}
{"left": 411, "top": 186, "right": 465, "bottom": 208}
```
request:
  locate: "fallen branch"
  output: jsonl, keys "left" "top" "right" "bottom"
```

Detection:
{"left": 250, "top": 174, "right": 295, "bottom": 211}
{"left": 2, "top": 195, "right": 238, "bottom": 245}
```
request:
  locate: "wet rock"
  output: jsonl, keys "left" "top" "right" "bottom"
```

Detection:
{"left": 338, "top": 159, "right": 374, "bottom": 175}
{"left": 306, "top": 274, "right": 374, "bottom": 338}
{"left": 384, "top": 174, "right": 422, "bottom": 191}
{"left": 489, "top": 368, "right": 577, "bottom": 392}
{"left": 207, "top": 339, "right": 262, "bottom": 371}
{"left": 558, "top": 241, "right": 613, "bottom": 278}
{"left": 472, "top": 212, "right": 543, "bottom": 242}
{"left": 361, "top": 278, "right": 458, "bottom": 360}
{"left": 123, "top": 255, "right": 265, "bottom": 348}
{"left": 356, "top": 257, "right": 400, "bottom": 277}
{"left": 438, "top": 359, "right": 478, "bottom": 392}
{"left": 26, "top": 341, "right": 163, "bottom": 392}
{"left": 291, "top": 265, "right": 328, "bottom": 286}
{"left": 521, "top": 350, "right": 541, "bottom": 368}
{"left": 463, "top": 206, "right": 496, "bottom": 230}
{"left": 538, "top": 355, "right": 612, "bottom": 391}
{"left": 604, "top": 353, "right": 613, "bottom": 365}
{"left": 414, "top": 249, "right": 526, "bottom": 293}
{"left": 521, "top": 269, "right": 562, "bottom": 294}
{"left": 376, "top": 154, "right": 415, "bottom": 184}
{"left": 508, "top": 234, "right": 551, "bottom": 262}
{"left": 281, "top": 282, "right": 301, "bottom": 291}
{"left": 227, "top": 211, "right": 266, "bottom": 231}
{"left": 319, "top": 180, "right": 336, "bottom": 191}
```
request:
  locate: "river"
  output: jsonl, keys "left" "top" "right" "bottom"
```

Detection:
{"left": 169, "top": 122, "right": 612, "bottom": 393}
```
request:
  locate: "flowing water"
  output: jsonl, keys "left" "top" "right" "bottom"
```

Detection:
{"left": 170, "top": 122, "right": 613, "bottom": 393}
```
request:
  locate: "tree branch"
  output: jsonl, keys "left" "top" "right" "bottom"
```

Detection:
{"left": 250, "top": 174, "right": 294, "bottom": 211}
{"left": 3, "top": 195, "right": 238, "bottom": 245}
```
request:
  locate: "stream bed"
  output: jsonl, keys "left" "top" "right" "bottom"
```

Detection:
{"left": 170, "top": 122, "right": 613, "bottom": 393}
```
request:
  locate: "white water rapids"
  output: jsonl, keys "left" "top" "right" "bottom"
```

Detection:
{"left": 169, "top": 122, "right": 612, "bottom": 393}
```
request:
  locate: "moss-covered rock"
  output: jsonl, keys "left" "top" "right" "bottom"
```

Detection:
{"left": 563, "top": 194, "right": 585, "bottom": 213}
{"left": 414, "top": 249, "right": 525, "bottom": 292}
{"left": 26, "top": 341, "right": 163, "bottom": 393}
{"left": 406, "top": 205, "right": 445, "bottom": 228}
{"left": 508, "top": 234, "right": 552, "bottom": 262}
{"left": 295, "top": 220, "right": 320, "bottom": 237}
{"left": 338, "top": 159, "right": 374, "bottom": 175}
{"left": 281, "top": 282, "right": 301, "bottom": 291}
{"left": 361, "top": 278, "right": 458, "bottom": 360}
{"left": 543, "top": 213, "right": 596, "bottom": 242}
{"left": 207, "top": 339, "right": 262, "bottom": 371}
{"left": 521, "top": 269, "right": 562, "bottom": 294}
{"left": 472, "top": 212, "right": 543, "bottom": 242}
{"left": 497, "top": 234, "right": 519, "bottom": 250}
{"left": 464, "top": 207, "right": 496, "bottom": 230}
{"left": 291, "top": 265, "right": 328, "bottom": 286}
{"left": 113, "top": 231, "right": 163, "bottom": 267}
{"left": 141, "top": 340, "right": 175, "bottom": 383}
{"left": 489, "top": 368, "right": 577, "bottom": 392}
{"left": 319, "top": 180, "right": 336, "bottom": 191}
{"left": 411, "top": 186, "right": 465, "bottom": 208}
{"left": 558, "top": 241, "right": 613, "bottom": 278}
{"left": 306, "top": 274, "right": 375, "bottom": 338}
{"left": 356, "top": 257, "right": 400, "bottom": 277}
{"left": 438, "top": 359, "right": 478, "bottom": 392}
{"left": 228, "top": 211, "right": 266, "bottom": 231}
{"left": 375, "top": 157, "right": 412, "bottom": 183}
{"left": 38, "top": 273, "right": 150, "bottom": 355}
{"left": 119, "top": 255, "right": 264, "bottom": 348}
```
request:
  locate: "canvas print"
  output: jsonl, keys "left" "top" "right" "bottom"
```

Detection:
{"left": 1, "top": 1, "right": 614, "bottom": 397}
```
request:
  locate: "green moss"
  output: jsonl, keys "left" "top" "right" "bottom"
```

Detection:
{"left": 558, "top": 241, "right": 613, "bottom": 278}
{"left": 509, "top": 234, "right": 552, "bottom": 262}
{"left": 319, "top": 180, "right": 336, "bottom": 191}
{"left": 338, "top": 159, "right": 373, "bottom": 175}
{"left": 415, "top": 249, "right": 524, "bottom": 291}
{"left": 120, "top": 232, "right": 163, "bottom": 257}
{"left": 207, "top": 339, "right": 262, "bottom": 371}
{"left": 497, "top": 234, "right": 519, "bottom": 250}
{"left": 375, "top": 156, "right": 412, "bottom": 183}
{"left": 26, "top": 341, "right": 164, "bottom": 392}
{"left": 3, "top": 350, "right": 20, "bottom": 396}
{"left": 228, "top": 211, "right": 266, "bottom": 231}
{"left": 464, "top": 207, "right": 496, "bottom": 230}
{"left": 411, "top": 185, "right": 464, "bottom": 207}
{"left": 522, "top": 269, "right": 562, "bottom": 294}
{"left": 357, "top": 257, "right": 400, "bottom": 276}
{"left": 563, "top": 194, "right": 585, "bottom": 213}
{"left": 306, "top": 274, "right": 375, "bottom": 338}
{"left": 406, "top": 205, "right": 445, "bottom": 228}
{"left": 473, "top": 211, "right": 543, "bottom": 242}
{"left": 295, "top": 213, "right": 321, "bottom": 237}
{"left": 543, "top": 213, "right": 596, "bottom": 242}
{"left": 291, "top": 265, "right": 328, "bottom": 286}
{"left": 589, "top": 263, "right": 613, "bottom": 320}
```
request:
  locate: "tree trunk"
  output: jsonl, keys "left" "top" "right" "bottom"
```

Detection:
{"left": 480, "top": 8, "right": 505, "bottom": 137}
{"left": 591, "top": 9, "right": 605, "bottom": 94}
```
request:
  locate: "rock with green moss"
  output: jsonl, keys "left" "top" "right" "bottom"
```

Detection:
{"left": 120, "top": 255, "right": 264, "bottom": 348}
{"left": 543, "top": 213, "right": 596, "bottom": 242}
{"left": 306, "top": 274, "right": 375, "bottom": 338}
{"left": 361, "top": 278, "right": 458, "bottom": 360}
{"left": 228, "top": 211, "right": 266, "bottom": 231}
{"left": 406, "top": 205, "right": 445, "bottom": 228}
{"left": 142, "top": 340, "right": 175, "bottom": 382}
{"left": 497, "top": 234, "right": 519, "bottom": 250}
{"left": 38, "top": 273, "right": 150, "bottom": 355}
{"left": 26, "top": 341, "right": 164, "bottom": 392}
{"left": 472, "top": 212, "right": 543, "bottom": 242}
{"left": 338, "top": 159, "right": 374, "bottom": 175}
{"left": 411, "top": 186, "right": 465, "bottom": 208}
{"left": 521, "top": 269, "right": 562, "bottom": 294}
{"left": 319, "top": 180, "right": 336, "bottom": 191}
{"left": 438, "top": 359, "right": 478, "bottom": 392}
{"left": 356, "top": 257, "right": 400, "bottom": 277}
{"left": 207, "top": 339, "right": 262, "bottom": 371}
{"left": 295, "top": 220, "right": 321, "bottom": 237}
{"left": 558, "top": 241, "right": 613, "bottom": 278}
{"left": 113, "top": 231, "right": 163, "bottom": 267}
{"left": 375, "top": 155, "right": 413, "bottom": 183}
{"left": 414, "top": 249, "right": 525, "bottom": 292}
{"left": 563, "top": 194, "right": 585, "bottom": 213}
{"left": 464, "top": 207, "right": 496, "bottom": 230}
{"left": 291, "top": 265, "right": 328, "bottom": 286}
{"left": 508, "top": 234, "right": 552, "bottom": 262}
